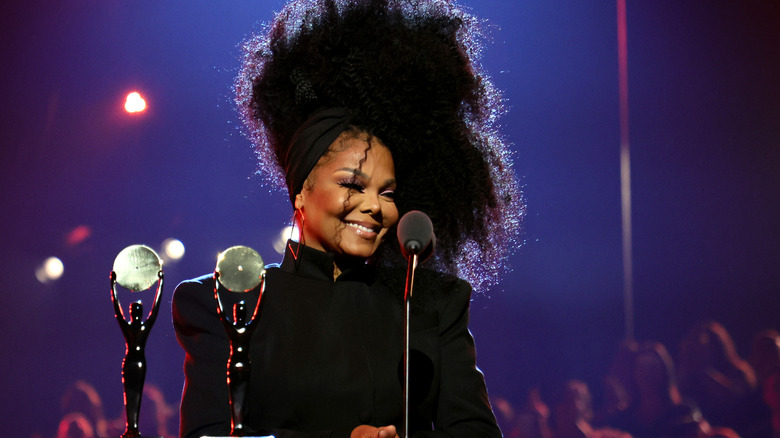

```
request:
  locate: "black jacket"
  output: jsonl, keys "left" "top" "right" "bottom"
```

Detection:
{"left": 172, "top": 242, "right": 501, "bottom": 438}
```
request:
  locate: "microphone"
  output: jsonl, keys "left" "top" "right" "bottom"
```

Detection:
{"left": 397, "top": 210, "right": 435, "bottom": 438}
{"left": 397, "top": 210, "right": 435, "bottom": 261}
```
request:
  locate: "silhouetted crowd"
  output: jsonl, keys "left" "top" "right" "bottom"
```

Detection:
{"left": 492, "top": 322, "right": 780, "bottom": 438}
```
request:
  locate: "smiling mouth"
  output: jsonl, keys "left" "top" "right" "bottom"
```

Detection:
{"left": 345, "top": 221, "right": 380, "bottom": 237}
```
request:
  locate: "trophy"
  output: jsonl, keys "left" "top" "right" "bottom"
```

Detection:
{"left": 111, "top": 244, "right": 164, "bottom": 438}
{"left": 212, "top": 246, "right": 266, "bottom": 437}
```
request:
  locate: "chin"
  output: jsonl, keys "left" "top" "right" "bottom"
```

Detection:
{"left": 338, "top": 241, "right": 380, "bottom": 260}
{"left": 339, "top": 248, "right": 376, "bottom": 260}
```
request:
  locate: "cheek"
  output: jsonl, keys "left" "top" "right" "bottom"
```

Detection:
{"left": 384, "top": 204, "right": 400, "bottom": 227}
{"left": 312, "top": 189, "right": 347, "bottom": 217}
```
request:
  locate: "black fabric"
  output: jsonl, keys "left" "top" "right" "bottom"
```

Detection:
{"left": 284, "top": 108, "right": 351, "bottom": 204}
{"left": 172, "top": 241, "right": 502, "bottom": 438}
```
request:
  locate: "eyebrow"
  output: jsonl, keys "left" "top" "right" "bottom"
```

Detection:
{"left": 336, "top": 167, "right": 396, "bottom": 187}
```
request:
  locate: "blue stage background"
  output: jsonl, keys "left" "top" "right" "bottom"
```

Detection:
{"left": 1, "top": 1, "right": 778, "bottom": 437}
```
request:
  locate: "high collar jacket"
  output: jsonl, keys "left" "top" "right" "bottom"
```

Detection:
{"left": 172, "top": 242, "right": 501, "bottom": 438}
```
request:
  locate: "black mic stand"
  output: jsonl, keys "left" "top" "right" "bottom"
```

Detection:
{"left": 397, "top": 210, "right": 435, "bottom": 438}
{"left": 402, "top": 251, "right": 420, "bottom": 438}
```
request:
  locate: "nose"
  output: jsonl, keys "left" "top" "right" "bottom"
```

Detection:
{"left": 360, "top": 191, "right": 381, "bottom": 216}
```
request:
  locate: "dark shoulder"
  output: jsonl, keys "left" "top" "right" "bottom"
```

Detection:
{"left": 375, "top": 265, "right": 471, "bottom": 312}
{"left": 173, "top": 274, "right": 215, "bottom": 300}
{"left": 416, "top": 268, "right": 470, "bottom": 297}
{"left": 174, "top": 263, "right": 285, "bottom": 301}
{"left": 179, "top": 273, "right": 216, "bottom": 286}
{"left": 171, "top": 273, "right": 216, "bottom": 321}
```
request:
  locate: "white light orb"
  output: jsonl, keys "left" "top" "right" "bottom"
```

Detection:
{"left": 273, "top": 226, "right": 297, "bottom": 254}
{"left": 124, "top": 92, "right": 147, "bottom": 113}
{"left": 35, "top": 256, "right": 64, "bottom": 284}
{"left": 163, "top": 238, "right": 185, "bottom": 260}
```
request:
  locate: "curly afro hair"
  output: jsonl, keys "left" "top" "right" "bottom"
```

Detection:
{"left": 236, "top": 0, "right": 524, "bottom": 292}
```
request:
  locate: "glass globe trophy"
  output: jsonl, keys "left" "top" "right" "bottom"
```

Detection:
{"left": 210, "top": 245, "right": 269, "bottom": 438}
{"left": 110, "top": 244, "right": 164, "bottom": 438}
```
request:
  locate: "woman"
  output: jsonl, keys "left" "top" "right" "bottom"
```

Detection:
{"left": 173, "top": 0, "right": 522, "bottom": 436}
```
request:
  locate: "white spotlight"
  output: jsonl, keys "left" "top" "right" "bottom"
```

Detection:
{"left": 163, "top": 238, "right": 185, "bottom": 261}
{"left": 273, "top": 226, "right": 297, "bottom": 254}
{"left": 35, "top": 256, "right": 64, "bottom": 284}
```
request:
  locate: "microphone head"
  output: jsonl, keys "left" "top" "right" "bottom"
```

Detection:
{"left": 397, "top": 210, "right": 435, "bottom": 261}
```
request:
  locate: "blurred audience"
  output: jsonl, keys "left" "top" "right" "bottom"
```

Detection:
{"left": 55, "top": 413, "right": 94, "bottom": 438}
{"left": 762, "top": 370, "right": 780, "bottom": 438}
{"left": 514, "top": 388, "right": 554, "bottom": 438}
{"left": 139, "top": 383, "right": 177, "bottom": 438}
{"left": 750, "top": 330, "right": 780, "bottom": 387}
{"left": 677, "top": 321, "right": 772, "bottom": 438}
{"left": 677, "top": 322, "right": 758, "bottom": 433}
{"left": 614, "top": 341, "right": 704, "bottom": 438}
{"left": 753, "top": 330, "right": 780, "bottom": 438}
{"left": 551, "top": 379, "right": 631, "bottom": 438}
{"left": 55, "top": 380, "right": 178, "bottom": 438}
{"left": 495, "top": 323, "right": 780, "bottom": 438}
{"left": 596, "top": 340, "right": 639, "bottom": 427}
{"left": 60, "top": 380, "right": 108, "bottom": 438}
{"left": 54, "top": 321, "right": 780, "bottom": 438}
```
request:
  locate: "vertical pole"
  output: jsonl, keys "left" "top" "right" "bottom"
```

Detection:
{"left": 617, "top": 0, "right": 634, "bottom": 341}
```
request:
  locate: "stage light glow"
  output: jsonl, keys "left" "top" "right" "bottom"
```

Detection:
{"left": 66, "top": 225, "right": 92, "bottom": 246}
{"left": 273, "top": 226, "right": 297, "bottom": 254}
{"left": 35, "top": 256, "right": 64, "bottom": 284}
{"left": 163, "top": 238, "right": 185, "bottom": 260}
{"left": 124, "top": 92, "right": 147, "bottom": 113}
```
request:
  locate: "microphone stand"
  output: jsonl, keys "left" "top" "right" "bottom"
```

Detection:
{"left": 397, "top": 210, "right": 435, "bottom": 438}
{"left": 402, "top": 252, "right": 419, "bottom": 438}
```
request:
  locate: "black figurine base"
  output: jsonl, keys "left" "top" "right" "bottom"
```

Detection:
{"left": 114, "top": 433, "right": 162, "bottom": 438}
{"left": 102, "top": 435, "right": 162, "bottom": 438}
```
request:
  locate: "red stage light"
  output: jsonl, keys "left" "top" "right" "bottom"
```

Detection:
{"left": 66, "top": 225, "right": 92, "bottom": 247}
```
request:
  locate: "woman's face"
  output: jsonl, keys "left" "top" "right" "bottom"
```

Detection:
{"left": 294, "top": 132, "right": 399, "bottom": 260}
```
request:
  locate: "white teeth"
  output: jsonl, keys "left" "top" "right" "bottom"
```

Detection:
{"left": 347, "top": 222, "right": 375, "bottom": 233}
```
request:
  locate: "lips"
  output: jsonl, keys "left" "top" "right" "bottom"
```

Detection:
{"left": 345, "top": 221, "right": 381, "bottom": 238}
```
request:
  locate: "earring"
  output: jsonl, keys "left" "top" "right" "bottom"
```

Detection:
{"left": 288, "top": 208, "right": 305, "bottom": 264}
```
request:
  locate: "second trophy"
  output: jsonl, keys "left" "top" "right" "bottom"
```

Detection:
{"left": 212, "top": 246, "right": 267, "bottom": 437}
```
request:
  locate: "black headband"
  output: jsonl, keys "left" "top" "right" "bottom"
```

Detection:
{"left": 284, "top": 107, "right": 351, "bottom": 204}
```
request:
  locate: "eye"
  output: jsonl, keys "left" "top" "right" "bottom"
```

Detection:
{"left": 380, "top": 189, "right": 396, "bottom": 201}
{"left": 338, "top": 180, "right": 365, "bottom": 192}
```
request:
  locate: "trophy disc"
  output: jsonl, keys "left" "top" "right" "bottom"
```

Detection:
{"left": 216, "top": 246, "right": 265, "bottom": 292}
{"left": 113, "top": 245, "right": 162, "bottom": 292}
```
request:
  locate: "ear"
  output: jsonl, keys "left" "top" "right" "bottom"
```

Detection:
{"left": 294, "top": 192, "right": 305, "bottom": 211}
